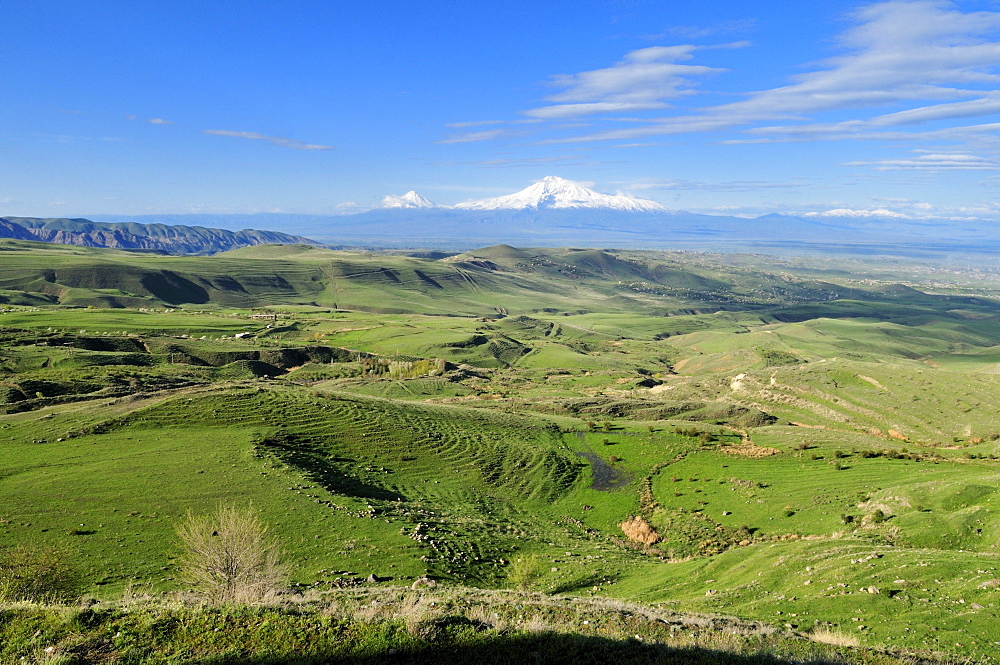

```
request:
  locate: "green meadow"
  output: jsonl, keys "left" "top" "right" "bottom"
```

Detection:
{"left": 3, "top": 240, "right": 1000, "bottom": 662}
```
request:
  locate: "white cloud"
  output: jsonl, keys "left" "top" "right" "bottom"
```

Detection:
{"left": 804, "top": 208, "right": 912, "bottom": 218}
{"left": 869, "top": 93, "right": 1000, "bottom": 126}
{"left": 726, "top": 118, "right": 1000, "bottom": 148}
{"left": 621, "top": 178, "right": 810, "bottom": 193}
{"left": 706, "top": 1, "right": 1000, "bottom": 119}
{"left": 843, "top": 151, "right": 1000, "bottom": 170}
{"left": 445, "top": 120, "right": 509, "bottom": 129}
{"left": 527, "top": 101, "right": 672, "bottom": 120}
{"left": 203, "top": 130, "right": 334, "bottom": 150}
{"left": 523, "top": 45, "right": 726, "bottom": 119}
{"left": 529, "top": 1, "right": 1000, "bottom": 144}
{"left": 436, "top": 128, "right": 512, "bottom": 144}
{"left": 432, "top": 154, "right": 593, "bottom": 169}
{"left": 148, "top": 118, "right": 174, "bottom": 125}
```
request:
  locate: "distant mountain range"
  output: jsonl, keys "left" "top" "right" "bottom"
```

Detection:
{"left": 377, "top": 176, "right": 665, "bottom": 212}
{"left": 32, "top": 175, "right": 1000, "bottom": 257}
{"left": 452, "top": 175, "right": 667, "bottom": 212}
{"left": 0, "top": 217, "right": 318, "bottom": 255}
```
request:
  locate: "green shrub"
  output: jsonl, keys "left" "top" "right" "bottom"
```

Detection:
{"left": 506, "top": 554, "right": 545, "bottom": 591}
{"left": 0, "top": 545, "right": 80, "bottom": 603}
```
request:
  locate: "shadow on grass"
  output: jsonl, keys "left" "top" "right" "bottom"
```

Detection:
{"left": 195, "top": 632, "right": 844, "bottom": 665}
{"left": 8, "top": 605, "right": 892, "bottom": 665}
{"left": 258, "top": 434, "right": 405, "bottom": 502}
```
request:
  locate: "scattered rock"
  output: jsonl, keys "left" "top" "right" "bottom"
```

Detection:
{"left": 411, "top": 576, "right": 437, "bottom": 590}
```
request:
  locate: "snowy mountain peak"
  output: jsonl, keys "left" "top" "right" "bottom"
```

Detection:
{"left": 381, "top": 190, "right": 437, "bottom": 209}
{"left": 453, "top": 176, "right": 667, "bottom": 212}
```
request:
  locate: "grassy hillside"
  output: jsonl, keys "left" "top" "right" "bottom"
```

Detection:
{"left": 1, "top": 589, "right": 928, "bottom": 664}
{"left": 2, "top": 242, "right": 1000, "bottom": 662}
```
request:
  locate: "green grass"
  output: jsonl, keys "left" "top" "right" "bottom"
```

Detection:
{"left": 0, "top": 589, "right": 933, "bottom": 664}
{"left": 3, "top": 242, "right": 1000, "bottom": 661}
{"left": 614, "top": 540, "right": 1000, "bottom": 661}
{"left": 0, "top": 408, "right": 423, "bottom": 593}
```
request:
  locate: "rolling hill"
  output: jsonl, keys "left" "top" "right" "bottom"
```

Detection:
{"left": 2, "top": 241, "right": 1000, "bottom": 662}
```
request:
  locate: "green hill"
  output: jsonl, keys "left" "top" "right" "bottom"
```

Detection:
{"left": 2, "top": 243, "right": 1000, "bottom": 662}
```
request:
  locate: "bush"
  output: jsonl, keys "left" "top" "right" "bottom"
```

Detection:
{"left": 506, "top": 554, "right": 545, "bottom": 591}
{"left": 0, "top": 545, "right": 80, "bottom": 603}
{"left": 176, "top": 503, "right": 288, "bottom": 603}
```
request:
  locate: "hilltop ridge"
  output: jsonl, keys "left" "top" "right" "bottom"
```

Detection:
{"left": 0, "top": 216, "right": 319, "bottom": 255}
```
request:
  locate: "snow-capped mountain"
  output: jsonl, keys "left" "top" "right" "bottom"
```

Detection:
{"left": 381, "top": 190, "right": 437, "bottom": 209}
{"left": 452, "top": 176, "right": 667, "bottom": 212}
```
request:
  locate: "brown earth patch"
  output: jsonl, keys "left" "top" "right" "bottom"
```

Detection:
{"left": 619, "top": 515, "right": 661, "bottom": 545}
{"left": 721, "top": 444, "right": 781, "bottom": 458}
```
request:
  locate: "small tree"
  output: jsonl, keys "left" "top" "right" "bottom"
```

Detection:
{"left": 176, "top": 503, "right": 287, "bottom": 603}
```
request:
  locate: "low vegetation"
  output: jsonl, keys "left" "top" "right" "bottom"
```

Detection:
{"left": 175, "top": 504, "right": 288, "bottom": 604}
{"left": 0, "top": 589, "right": 944, "bottom": 664}
{"left": 2, "top": 241, "right": 1000, "bottom": 662}
{"left": 0, "top": 545, "right": 80, "bottom": 604}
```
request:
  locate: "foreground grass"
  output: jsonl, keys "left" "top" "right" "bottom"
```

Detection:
{"left": 0, "top": 588, "right": 950, "bottom": 665}
{"left": 5, "top": 244, "right": 1000, "bottom": 662}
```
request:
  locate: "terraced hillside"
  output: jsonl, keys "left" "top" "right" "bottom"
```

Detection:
{"left": 3, "top": 242, "right": 1000, "bottom": 662}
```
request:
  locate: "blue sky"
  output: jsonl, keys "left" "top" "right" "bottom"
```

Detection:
{"left": 4, "top": 0, "right": 1000, "bottom": 222}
